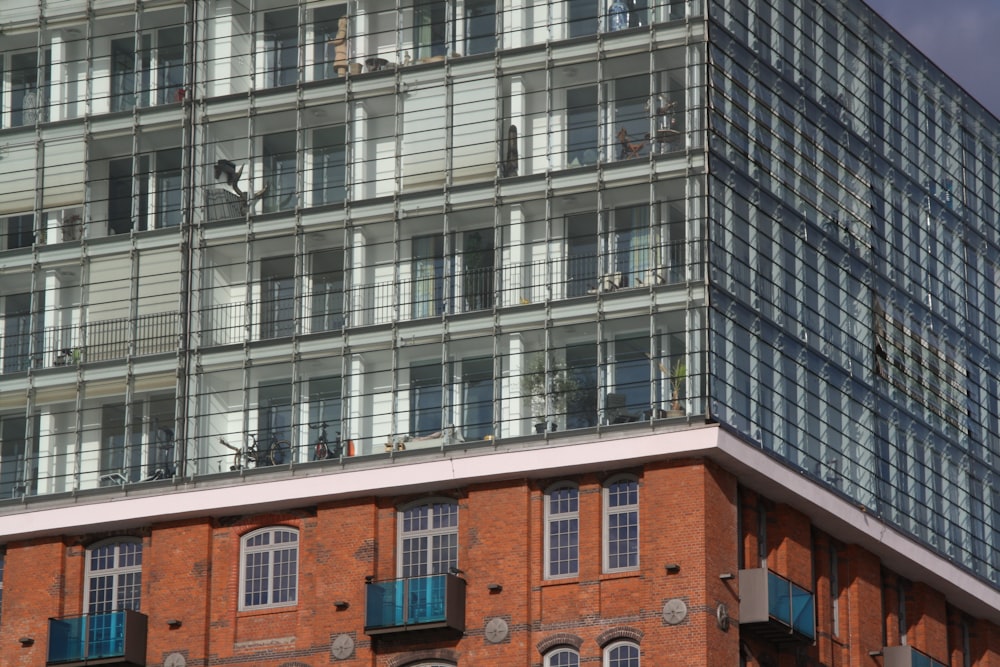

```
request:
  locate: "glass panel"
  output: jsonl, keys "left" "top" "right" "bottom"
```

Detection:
{"left": 462, "top": 357, "right": 493, "bottom": 440}
{"left": 6, "top": 215, "right": 34, "bottom": 250}
{"left": 566, "top": 343, "right": 598, "bottom": 429}
{"left": 613, "top": 335, "right": 650, "bottom": 416}
{"left": 406, "top": 574, "right": 447, "bottom": 623}
{"left": 613, "top": 75, "right": 649, "bottom": 160}
{"left": 365, "top": 578, "right": 405, "bottom": 627}
{"left": 260, "top": 256, "right": 294, "bottom": 338}
{"left": 265, "top": 9, "right": 298, "bottom": 87}
{"left": 465, "top": 0, "right": 495, "bottom": 55}
{"left": 309, "top": 376, "right": 342, "bottom": 458}
{"left": 313, "top": 5, "right": 347, "bottom": 80}
{"left": 567, "top": 86, "right": 598, "bottom": 166}
{"left": 0, "top": 416, "right": 39, "bottom": 498}
{"left": 313, "top": 126, "right": 346, "bottom": 205}
{"left": 100, "top": 405, "right": 144, "bottom": 483}
{"left": 410, "top": 363, "right": 442, "bottom": 436}
{"left": 415, "top": 0, "right": 448, "bottom": 59}
{"left": 155, "top": 27, "right": 185, "bottom": 104}
{"left": 2, "top": 293, "right": 31, "bottom": 373}
{"left": 263, "top": 132, "right": 297, "bottom": 213}
{"left": 612, "top": 206, "right": 650, "bottom": 288}
{"left": 412, "top": 235, "right": 444, "bottom": 317}
{"left": 311, "top": 249, "right": 344, "bottom": 331}
{"left": 110, "top": 39, "right": 136, "bottom": 112}
{"left": 155, "top": 149, "right": 182, "bottom": 228}
{"left": 461, "top": 229, "right": 494, "bottom": 311}
{"left": 789, "top": 580, "right": 815, "bottom": 639}
{"left": 11, "top": 51, "right": 40, "bottom": 126}
{"left": 566, "top": 213, "right": 598, "bottom": 297}
{"left": 567, "top": 0, "right": 598, "bottom": 37}
{"left": 258, "top": 379, "right": 293, "bottom": 456}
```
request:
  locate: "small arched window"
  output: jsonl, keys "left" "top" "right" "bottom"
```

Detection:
{"left": 544, "top": 482, "right": 579, "bottom": 579}
{"left": 545, "top": 648, "right": 581, "bottom": 667}
{"left": 604, "top": 640, "right": 640, "bottom": 667}
{"left": 85, "top": 539, "right": 143, "bottom": 613}
{"left": 240, "top": 526, "right": 299, "bottom": 610}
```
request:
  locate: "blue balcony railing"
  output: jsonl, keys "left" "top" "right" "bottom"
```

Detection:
{"left": 47, "top": 610, "right": 147, "bottom": 666}
{"left": 364, "top": 573, "right": 465, "bottom": 635}
{"left": 765, "top": 569, "right": 815, "bottom": 639}
{"left": 738, "top": 568, "right": 815, "bottom": 642}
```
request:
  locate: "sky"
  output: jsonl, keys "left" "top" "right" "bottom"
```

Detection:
{"left": 864, "top": 0, "right": 1000, "bottom": 119}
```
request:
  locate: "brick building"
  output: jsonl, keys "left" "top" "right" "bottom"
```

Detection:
{"left": 1, "top": 0, "right": 999, "bottom": 666}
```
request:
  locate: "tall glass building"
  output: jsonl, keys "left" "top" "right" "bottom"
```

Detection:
{"left": 0, "top": 0, "right": 999, "bottom": 639}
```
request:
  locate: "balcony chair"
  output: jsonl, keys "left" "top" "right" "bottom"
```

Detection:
{"left": 616, "top": 126, "right": 646, "bottom": 159}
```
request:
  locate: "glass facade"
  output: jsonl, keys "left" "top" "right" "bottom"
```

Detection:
{"left": 707, "top": 0, "right": 1000, "bottom": 582}
{"left": 0, "top": 0, "right": 998, "bottom": 588}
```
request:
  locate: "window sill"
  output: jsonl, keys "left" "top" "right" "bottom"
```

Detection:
{"left": 237, "top": 603, "right": 298, "bottom": 618}
{"left": 540, "top": 576, "right": 580, "bottom": 588}
{"left": 599, "top": 569, "right": 640, "bottom": 582}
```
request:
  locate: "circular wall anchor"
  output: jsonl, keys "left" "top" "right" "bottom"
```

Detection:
{"left": 662, "top": 598, "right": 688, "bottom": 625}
{"left": 716, "top": 602, "right": 730, "bottom": 631}
{"left": 331, "top": 634, "right": 355, "bottom": 660}
{"left": 164, "top": 654, "right": 187, "bottom": 667}
{"left": 485, "top": 617, "right": 509, "bottom": 643}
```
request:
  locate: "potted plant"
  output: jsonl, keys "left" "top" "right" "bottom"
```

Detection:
{"left": 667, "top": 359, "right": 686, "bottom": 417}
{"left": 522, "top": 354, "right": 578, "bottom": 433}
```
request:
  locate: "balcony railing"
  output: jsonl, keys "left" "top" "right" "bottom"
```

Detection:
{"left": 364, "top": 573, "right": 466, "bottom": 635}
{"left": 47, "top": 610, "right": 147, "bottom": 666}
{"left": 87, "top": 312, "right": 178, "bottom": 362}
{"left": 738, "top": 568, "right": 815, "bottom": 642}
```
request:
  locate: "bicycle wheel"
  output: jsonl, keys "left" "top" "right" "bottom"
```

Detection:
{"left": 314, "top": 439, "right": 329, "bottom": 461}
{"left": 269, "top": 440, "right": 291, "bottom": 465}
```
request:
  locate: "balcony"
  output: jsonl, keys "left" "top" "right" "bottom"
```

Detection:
{"left": 882, "top": 646, "right": 947, "bottom": 667}
{"left": 738, "top": 568, "right": 815, "bottom": 643}
{"left": 364, "top": 573, "right": 466, "bottom": 636}
{"left": 47, "top": 610, "right": 147, "bottom": 666}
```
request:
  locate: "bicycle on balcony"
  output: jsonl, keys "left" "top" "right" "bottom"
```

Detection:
{"left": 310, "top": 421, "right": 342, "bottom": 460}
{"left": 219, "top": 431, "right": 291, "bottom": 470}
{"left": 145, "top": 427, "right": 176, "bottom": 480}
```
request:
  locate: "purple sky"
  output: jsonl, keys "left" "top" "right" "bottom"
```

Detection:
{"left": 864, "top": 0, "right": 1000, "bottom": 119}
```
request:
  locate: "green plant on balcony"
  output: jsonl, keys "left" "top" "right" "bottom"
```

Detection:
{"left": 668, "top": 359, "right": 686, "bottom": 416}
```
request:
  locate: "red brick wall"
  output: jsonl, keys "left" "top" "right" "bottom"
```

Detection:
{"left": 2, "top": 460, "right": 1000, "bottom": 667}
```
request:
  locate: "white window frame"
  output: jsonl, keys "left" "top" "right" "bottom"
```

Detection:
{"left": 545, "top": 648, "right": 581, "bottom": 667}
{"left": 603, "top": 474, "right": 639, "bottom": 572}
{"left": 397, "top": 499, "right": 459, "bottom": 578}
{"left": 239, "top": 526, "right": 299, "bottom": 611}
{"left": 544, "top": 482, "right": 579, "bottom": 579}
{"left": 84, "top": 538, "right": 143, "bottom": 613}
{"left": 604, "top": 640, "right": 640, "bottom": 667}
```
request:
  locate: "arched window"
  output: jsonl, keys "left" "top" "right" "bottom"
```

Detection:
{"left": 545, "top": 483, "right": 579, "bottom": 579}
{"left": 240, "top": 526, "right": 299, "bottom": 610}
{"left": 85, "top": 539, "right": 143, "bottom": 613}
{"left": 399, "top": 500, "right": 458, "bottom": 577}
{"left": 545, "top": 648, "right": 581, "bottom": 667}
{"left": 603, "top": 475, "right": 639, "bottom": 572}
{"left": 604, "top": 641, "right": 640, "bottom": 667}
